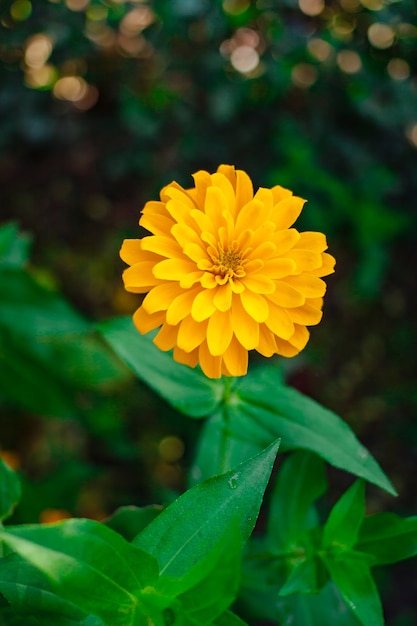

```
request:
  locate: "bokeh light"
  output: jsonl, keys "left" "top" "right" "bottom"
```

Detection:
{"left": 307, "top": 38, "right": 333, "bottom": 62}
{"left": 230, "top": 45, "right": 260, "bottom": 74}
{"left": 337, "top": 50, "right": 362, "bottom": 73}
{"left": 298, "top": 0, "right": 325, "bottom": 17}
{"left": 367, "top": 23, "right": 395, "bottom": 49}
{"left": 291, "top": 63, "right": 318, "bottom": 88}
{"left": 53, "top": 76, "right": 88, "bottom": 102}
{"left": 387, "top": 58, "right": 410, "bottom": 81}
{"left": 25, "top": 34, "right": 53, "bottom": 68}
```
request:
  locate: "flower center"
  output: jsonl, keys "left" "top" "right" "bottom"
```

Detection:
{"left": 210, "top": 243, "right": 245, "bottom": 284}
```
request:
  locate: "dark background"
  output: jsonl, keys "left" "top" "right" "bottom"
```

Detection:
{"left": 1, "top": 0, "right": 416, "bottom": 622}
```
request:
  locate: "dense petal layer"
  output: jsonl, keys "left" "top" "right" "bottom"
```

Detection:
{"left": 121, "top": 164, "right": 335, "bottom": 378}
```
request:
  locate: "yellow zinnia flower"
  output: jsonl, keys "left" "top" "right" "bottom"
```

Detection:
{"left": 120, "top": 165, "right": 335, "bottom": 379}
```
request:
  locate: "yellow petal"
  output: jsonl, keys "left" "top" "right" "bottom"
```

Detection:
{"left": 153, "top": 323, "right": 178, "bottom": 351}
{"left": 271, "top": 185, "right": 293, "bottom": 203}
{"left": 191, "top": 288, "right": 216, "bottom": 322}
{"left": 177, "top": 316, "right": 208, "bottom": 352}
{"left": 142, "top": 282, "right": 182, "bottom": 314}
{"left": 214, "top": 283, "right": 233, "bottom": 312}
{"left": 133, "top": 307, "right": 165, "bottom": 334}
{"left": 179, "top": 271, "right": 204, "bottom": 289}
{"left": 190, "top": 208, "right": 212, "bottom": 235}
{"left": 153, "top": 258, "right": 197, "bottom": 280}
{"left": 120, "top": 239, "right": 142, "bottom": 265}
{"left": 275, "top": 337, "right": 301, "bottom": 357}
{"left": 123, "top": 263, "right": 162, "bottom": 292}
{"left": 294, "top": 231, "right": 327, "bottom": 252}
{"left": 192, "top": 169, "right": 212, "bottom": 208}
{"left": 171, "top": 223, "right": 202, "bottom": 248}
{"left": 267, "top": 281, "right": 305, "bottom": 308}
{"left": 288, "top": 324, "right": 310, "bottom": 350}
{"left": 165, "top": 198, "right": 194, "bottom": 226}
{"left": 254, "top": 187, "right": 273, "bottom": 212}
{"left": 264, "top": 301, "right": 294, "bottom": 340}
{"left": 263, "top": 258, "right": 296, "bottom": 279}
{"left": 199, "top": 341, "right": 222, "bottom": 378}
{"left": 216, "top": 164, "right": 237, "bottom": 189}
{"left": 235, "top": 169, "right": 254, "bottom": 210}
{"left": 273, "top": 196, "right": 305, "bottom": 230}
{"left": 283, "top": 274, "right": 326, "bottom": 298}
{"left": 173, "top": 346, "right": 199, "bottom": 368}
{"left": 307, "top": 297, "right": 324, "bottom": 309}
{"left": 166, "top": 286, "right": 201, "bottom": 325}
{"left": 272, "top": 229, "right": 300, "bottom": 255}
{"left": 235, "top": 199, "right": 265, "bottom": 233}
{"left": 162, "top": 184, "right": 197, "bottom": 210}
{"left": 256, "top": 324, "right": 278, "bottom": 357}
{"left": 140, "top": 201, "right": 175, "bottom": 236}
{"left": 241, "top": 273, "right": 275, "bottom": 294}
{"left": 285, "top": 249, "right": 322, "bottom": 273}
{"left": 211, "top": 171, "right": 236, "bottom": 215}
{"left": 231, "top": 295, "right": 259, "bottom": 350}
{"left": 250, "top": 241, "right": 277, "bottom": 262}
{"left": 204, "top": 185, "right": 229, "bottom": 231}
{"left": 183, "top": 242, "right": 209, "bottom": 263}
{"left": 312, "top": 252, "right": 336, "bottom": 277}
{"left": 207, "top": 310, "right": 233, "bottom": 356}
{"left": 289, "top": 302, "right": 323, "bottom": 326}
{"left": 141, "top": 236, "right": 183, "bottom": 258}
{"left": 222, "top": 336, "right": 248, "bottom": 376}
{"left": 240, "top": 289, "right": 269, "bottom": 322}
{"left": 200, "top": 272, "right": 218, "bottom": 289}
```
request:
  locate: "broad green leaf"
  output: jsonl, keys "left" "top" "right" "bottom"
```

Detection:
{"left": 212, "top": 610, "right": 249, "bottom": 626}
{"left": 159, "top": 525, "right": 241, "bottom": 625}
{"left": 279, "top": 556, "right": 325, "bottom": 596}
{"left": 0, "top": 553, "right": 90, "bottom": 625}
{"left": 210, "top": 371, "right": 396, "bottom": 494}
{"left": 0, "top": 458, "right": 21, "bottom": 522}
{"left": 240, "top": 544, "right": 361, "bottom": 626}
{"left": 323, "top": 553, "right": 384, "bottom": 626}
{"left": 104, "top": 505, "right": 162, "bottom": 542}
{"left": 99, "top": 317, "right": 224, "bottom": 418}
{"left": 134, "top": 440, "right": 280, "bottom": 578}
{"left": 266, "top": 451, "right": 327, "bottom": 551}
{"left": 0, "top": 268, "right": 128, "bottom": 418}
{"left": 356, "top": 513, "right": 417, "bottom": 565}
{"left": 0, "top": 518, "right": 159, "bottom": 625}
{"left": 323, "top": 480, "right": 365, "bottom": 549}
{"left": 0, "top": 223, "right": 31, "bottom": 267}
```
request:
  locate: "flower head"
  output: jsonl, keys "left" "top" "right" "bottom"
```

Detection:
{"left": 120, "top": 165, "right": 335, "bottom": 379}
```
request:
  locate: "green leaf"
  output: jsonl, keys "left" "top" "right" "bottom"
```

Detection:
{"left": 279, "top": 556, "right": 325, "bottom": 596}
{"left": 0, "top": 223, "right": 31, "bottom": 268}
{"left": 266, "top": 451, "right": 327, "bottom": 551}
{"left": 0, "top": 553, "right": 89, "bottom": 625}
{"left": 212, "top": 610, "right": 249, "bottom": 626}
{"left": 323, "top": 553, "right": 384, "bottom": 626}
{"left": 159, "top": 525, "right": 242, "bottom": 625}
{"left": 190, "top": 410, "right": 262, "bottom": 485}
{"left": 0, "top": 458, "right": 21, "bottom": 522}
{"left": 134, "top": 439, "right": 280, "bottom": 578}
{"left": 323, "top": 480, "right": 365, "bottom": 549}
{"left": 99, "top": 317, "right": 224, "bottom": 418}
{"left": 0, "top": 518, "right": 159, "bottom": 625}
{"left": 0, "top": 268, "right": 127, "bottom": 418}
{"left": 104, "top": 505, "right": 162, "bottom": 542}
{"left": 240, "top": 545, "right": 361, "bottom": 626}
{"left": 197, "top": 370, "right": 395, "bottom": 494}
{"left": 356, "top": 513, "right": 417, "bottom": 565}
